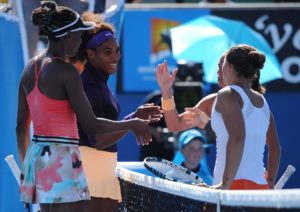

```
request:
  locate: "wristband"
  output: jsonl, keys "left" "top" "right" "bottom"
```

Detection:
{"left": 161, "top": 96, "right": 175, "bottom": 111}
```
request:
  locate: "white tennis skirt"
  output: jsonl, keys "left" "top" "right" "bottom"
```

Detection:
{"left": 79, "top": 146, "right": 121, "bottom": 202}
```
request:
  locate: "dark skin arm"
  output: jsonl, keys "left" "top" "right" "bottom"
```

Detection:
{"left": 16, "top": 83, "right": 31, "bottom": 164}
{"left": 93, "top": 104, "right": 162, "bottom": 150}
{"left": 265, "top": 112, "right": 281, "bottom": 189}
{"left": 61, "top": 63, "right": 151, "bottom": 144}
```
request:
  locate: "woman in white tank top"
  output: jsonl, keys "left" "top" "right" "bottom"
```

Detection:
{"left": 210, "top": 44, "right": 281, "bottom": 190}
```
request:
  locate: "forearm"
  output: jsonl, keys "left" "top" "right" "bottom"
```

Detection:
{"left": 94, "top": 131, "right": 128, "bottom": 150}
{"left": 163, "top": 110, "right": 193, "bottom": 132}
{"left": 160, "top": 89, "right": 193, "bottom": 131}
{"left": 16, "top": 125, "right": 30, "bottom": 164}
{"left": 81, "top": 117, "right": 133, "bottom": 136}
{"left": 267, "top": 145, "right": 281, "bottom": 188}
{"left": 222, "top": 138, "right": 244, "bottom": 189}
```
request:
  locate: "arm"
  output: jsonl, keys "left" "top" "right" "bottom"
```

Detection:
{"left": 265, "top": 112, "right": 281, "bottom": 189}
{"left": 62, "top": 64, "right": 151, "bottom": 145}
{"left": 182, "top": 93, "right": 217, "bottom": 129}
{"left": 213, "top": 89, "right": 245, "bottom": 189}
{"left": 93, "top": 103, "right": 164, "bottom": 150}
{"left": 16, "top": 83, "right": 31, "bottom": 164}
{"left": 154, "top": 61, "right": 196, "bottom": 132}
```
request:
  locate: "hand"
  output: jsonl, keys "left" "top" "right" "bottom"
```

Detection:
{"left": 133, "top": 103, "right": 163, "bottom": 123}
{"left": 209, "top": 182, "right": 230, "bottom": 190}
{"left": 195, "top": 182, "right": 209, "bottom": 188}
{"left": 129, "top": 118, "right": 152, "bottom": 146}
{"left": 154, "top": 60, "right": 178, "bottom": 91}
{"left": 182, "top": 107, "right": 210, "bottom": 129}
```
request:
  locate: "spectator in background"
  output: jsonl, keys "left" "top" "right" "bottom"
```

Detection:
{"left": 173, "top": 129, "right": 213, "bottom": 185}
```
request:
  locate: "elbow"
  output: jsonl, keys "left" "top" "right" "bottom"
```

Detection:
{"left": 80, "top": 123, "right": 97, "bottom": 136}
{"left": 229, "top": 134, "right": 245, "bottom": 144}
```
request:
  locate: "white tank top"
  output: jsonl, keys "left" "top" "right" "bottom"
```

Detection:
{"left": 211, "top": 85, "right": 270, "bottom": 185}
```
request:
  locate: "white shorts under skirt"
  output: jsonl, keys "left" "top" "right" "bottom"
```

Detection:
{"left": 79, "top": 146, "right": 121, "bottom": 202}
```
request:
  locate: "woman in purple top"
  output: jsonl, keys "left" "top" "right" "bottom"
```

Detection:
{"left": 72, "top": 12, "right": 162, "bottom": 211}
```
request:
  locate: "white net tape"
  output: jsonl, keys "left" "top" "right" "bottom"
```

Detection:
{"left": 116, "top": 162, "right": 300, "bottom": 209}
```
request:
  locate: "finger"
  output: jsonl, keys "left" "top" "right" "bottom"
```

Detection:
{"left": 136, "top": 136, "right": 141, "bottom": 145}
{"left": 151, "top": 114, "right": 163, "bottom": 119}
{"left": 140, "top": 105, "right": 161, "bottom": 110}
{"left": 171, "top": 68, "right": 178, "bottom": 80}
{"left": 182, "top": 116, "right": 196, "bottom": 121}
{"left": 140, "top": 136, "right": 146, "bottom": 146}
{"left": 143, "top": 103, "right": 154, "bottom": 107}
{"left": 184, "top": 107, "right": 195, "bottom": 111}
{"left": 143, "top": 119, "right": 150, "bottom": 124}
{"left": 163, "top": 60, "right": 167, "bottom": 72}
{"left": 149, "top": 118, "right": 161, "bottom": 123}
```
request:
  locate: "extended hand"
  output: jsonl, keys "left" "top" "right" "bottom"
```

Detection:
{"left": 154, "top": 60, "right": 177, "bottom": 91}
{"left": 182, "top": 107, "right": 210, "bottom": 129}
{"left": 134, "top": 103, "right": 163, "bottom": 123}
{"left": 130, "top": 118, "right": 152, "bottom": 146}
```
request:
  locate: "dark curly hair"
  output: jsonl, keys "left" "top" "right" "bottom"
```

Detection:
{"left": 31, "top": 1, "right": 77, "bottom": 40}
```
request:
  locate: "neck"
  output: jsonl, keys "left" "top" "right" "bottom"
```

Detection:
{"left": 46, "top": 41, "right": 67, "bottom": 59}
{"left": 231, "top": 79, "right": 252, "bottom": 89}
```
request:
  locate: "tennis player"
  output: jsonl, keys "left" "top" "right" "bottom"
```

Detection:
{"left": 154, "top": 45, "right": 281, "bottom": 190}
{"left": 16, "top": 2, "right": 152, "bottom": 211}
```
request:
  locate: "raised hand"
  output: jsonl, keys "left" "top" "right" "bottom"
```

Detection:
{"left": 133, "top": 103, "right": 163, "bottom": 123}
{"left": 182, "top": 107, "right": 210, "bottom": 129}
{"left": 129, "top": 118, "right": 152, "bottom": 146}
{"left": 154, "top": 60, "right": 178, "bottom": 91}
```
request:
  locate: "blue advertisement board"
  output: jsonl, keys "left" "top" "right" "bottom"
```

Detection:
{"left": 121, "top": 8, "right": 210, "bottom": 92}
{"left": 0, "top": 14, "right": 26, "bottom": 211}
{"left": 120, "top": 7, "right": 300, "bottom": 92}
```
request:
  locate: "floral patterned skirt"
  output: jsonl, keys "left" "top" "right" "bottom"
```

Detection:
{"left": 20, "top": 135, "right": 90, "bottom": 204}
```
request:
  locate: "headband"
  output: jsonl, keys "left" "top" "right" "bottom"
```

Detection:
{"left": 85, "top": 30, "right": 116, "bottom": 49}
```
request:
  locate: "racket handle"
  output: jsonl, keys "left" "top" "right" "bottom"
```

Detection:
{"left": 4, "top": 155, "right": 21, "bottom": 186}
{"left": 274, "top": 165, "right": 296, "bottom": 190}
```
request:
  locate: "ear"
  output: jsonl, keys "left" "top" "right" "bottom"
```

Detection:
{"left": 86, "top": 49, "right": 96, "bottom": 60}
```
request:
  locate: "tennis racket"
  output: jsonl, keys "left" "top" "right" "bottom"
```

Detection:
{"left": 274, "top": 165, "right": 296, "bottom": 189}
{"left": 143, "top": 157, "right": 204, "bottom": 185}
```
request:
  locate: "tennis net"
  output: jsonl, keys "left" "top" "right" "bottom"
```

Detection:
{"left": 116, "top": 162, "right": 300, "bottom": 212}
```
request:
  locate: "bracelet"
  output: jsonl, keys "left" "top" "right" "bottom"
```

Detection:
{"left": 161, "top": 96, "right": 175, "bottom": 111}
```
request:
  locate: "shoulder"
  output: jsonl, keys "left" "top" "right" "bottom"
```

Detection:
{"left": 202, "top": 93, "right": 217, "bottom": 102}
{"left": 218, "top": 86, "right": 243, "bottom": 99}
{"left": 55, "top": 61, "right": 81, "bottom": 79}
{"left": 20, "top": 58, "right": 37, "bottom": 84}
{"left": 216, "top": 86, "right": 242, "bottom": 109}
